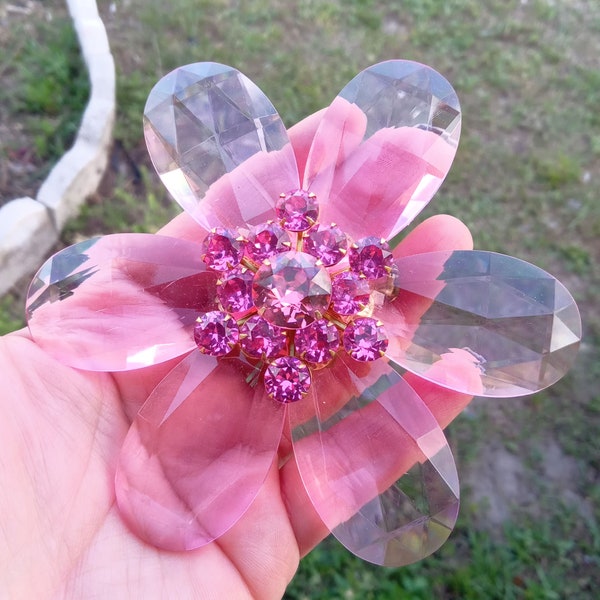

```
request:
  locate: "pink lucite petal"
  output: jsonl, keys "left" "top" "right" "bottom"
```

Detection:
{"left": 304, "top": 61, "right": 460, "bottom": 240}
{"left": 26, "top": 234, "right": 219, "bottom": 371}
{"left": 302, "top": 93, "right": 367, "bottom": 191}
{"left": 144, "top": 63, "right": 299, "bottom": 230}
{"left": 116, "top": 351, "right": 284, "bottom": 551}
{"left": 290, "top": 355, "right": 459, "bottom": 566}
{"left": 381, "top": 250, "right": 582, "bottom": 397}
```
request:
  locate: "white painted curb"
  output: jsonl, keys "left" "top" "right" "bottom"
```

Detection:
{"left": 0, "top": 0, "right": 115, "bottom": 297}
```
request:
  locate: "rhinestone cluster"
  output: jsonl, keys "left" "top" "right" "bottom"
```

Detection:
{"left": 194, "top": 189, "right": 397, "bottom": 403}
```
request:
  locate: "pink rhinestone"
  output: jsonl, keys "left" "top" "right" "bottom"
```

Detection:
{"left": 252, "top": 251, "right": 332, "bottom": 329}
{"left": 264, "top": 356, "right": 311, "bottom": 403}
{"left": 216, "top": 268, "right": 253, "bottom": 317}
{"left": 276, "top": 189, "right": 318, "bottom": 232}
{"left": 303, "top": 223, "right": 347, "bottom": 266}
{"left": 201, "top": 228, "right": 243, "bottom": 271}
{"left": 348, "top": 237, "right": 394, "bottom": 279}
{"left": 194, "top": 311, "right": 239, "bottom": 356}
{"left": 331, "top": 271, "right": 371, "bottom": 315}
{"left": 246, "top": 222, "right": 292, "bottom": 262}
{"left": 343, "top": 317, "right": 388, "bottom": 361}
{"left": 240, "top": 315, "right": 287, "bottom": 359}
{"left": 295, "top": 319, "right": 340, "bottom": 365}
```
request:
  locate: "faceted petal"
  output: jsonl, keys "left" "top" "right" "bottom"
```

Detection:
{"left": 144, "top": 62, "right": 299, "bottom": 230}
{"left": 382, "top": 251, "right": 582, "bottom": 397}
{"left": 304, "top": 60, "right": 460, "bottom": 240}
{"left": 26, "top": 234, "right": 219, "bottom": 371}
{"left": 290, "top": 356, "right": 459, "bottom": 566}
{"left": 115, "top": 351, "right": 285, "bottom": 551}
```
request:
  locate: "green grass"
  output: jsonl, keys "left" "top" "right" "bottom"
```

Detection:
{"left": 0, "top": 4, "right": 89, "bottom": 331}
{"left": 1, "top": 17, "right": 89, "bottom": 163}
{"left": 286, "top": 509, "right": 599, "bottom": 599}
{"left": 62, "top": 166, "right": 179, "bottom": 240}
{"left": 0, "top": 295, "right": 24, "bottom": 336}
{"left": 3, "top": 0, "right": 600, "bottom": 596}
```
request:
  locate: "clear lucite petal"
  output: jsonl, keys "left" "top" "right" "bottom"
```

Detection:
{"left": 144, "top": 62, "right": 299, "bottom": 230}
{"left": 290, "top": 356, "right": 459, "bottom": 566}
{"left": 26, "top": 234, "right": 218, "bottom": 371}
{"left": 382, "top": 250, "right": 582, "bottom": 397}
{"left": 304, "top": 60, "right": 460, "bottom": 241}
{"left": 115, "top": 351, "right": 284, "bottom": 551}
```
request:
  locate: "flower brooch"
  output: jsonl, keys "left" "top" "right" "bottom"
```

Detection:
{"left": 26, "top": 61, "right": 581, "bottom": 566}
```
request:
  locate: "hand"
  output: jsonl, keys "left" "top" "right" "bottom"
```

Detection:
{"left": 0, "top": 113, "right": 473, "bottom": 599}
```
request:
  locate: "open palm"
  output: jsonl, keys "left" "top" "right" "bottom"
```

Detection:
{"left": 0, "top": 330, "right": 303, "bottom": 598}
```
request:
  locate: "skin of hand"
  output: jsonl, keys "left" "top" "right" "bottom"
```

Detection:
{"left": 0, "top": 111, "right": 473, "bottom": 600}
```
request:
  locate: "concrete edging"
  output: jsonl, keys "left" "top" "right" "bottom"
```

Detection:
{"left": 0, "top": 0, "right": 115, "bottom": 296}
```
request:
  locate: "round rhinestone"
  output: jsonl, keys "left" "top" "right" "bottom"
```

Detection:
{"left": 264, "top": 356, "right": 311, "bottom": 403}
{"left": 276, "top": 189, "right": 318, "bottom": 232}
{"left": 201, "top": 228, "right": 244, "bottom": 271}
{"left": 252, "top": 251, "right": 332, "bottom": 329}
{"left": 194, "top": 311, "right": 239, "bottom": 356}
{"left": 216, "top": 267, "right": 254, "bottom": 317}
{"left": 331, "top": 271, "right": 371, "bottom": 315}
{"left": 348, "top": 237, "right": 394, "bottom": 279}
{"left": 295, "top": 318, "right": 340, "bottom": 365}
{"left": 343, "top": 317, "right": 388, "bottom": 362}
{"left": 246, "top": 221, "right": 292, "bottom": 262}
{"left": 240, "top": 315, "right": 287, "bottom": 359}
{"left": 303, "top": 223, "right": 347, "bottom": 266}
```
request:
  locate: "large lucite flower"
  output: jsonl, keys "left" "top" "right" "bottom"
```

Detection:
{"left": 25, "top": 61, "right": 581, "bottom": 566}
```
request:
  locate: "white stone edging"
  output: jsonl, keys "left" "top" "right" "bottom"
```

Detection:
{"left": 0, "top": 0, "right": 115, "bottom": 297}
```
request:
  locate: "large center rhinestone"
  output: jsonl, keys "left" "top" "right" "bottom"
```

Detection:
{"left": 252, "top": 251, "right": 332, "bottom": 329}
